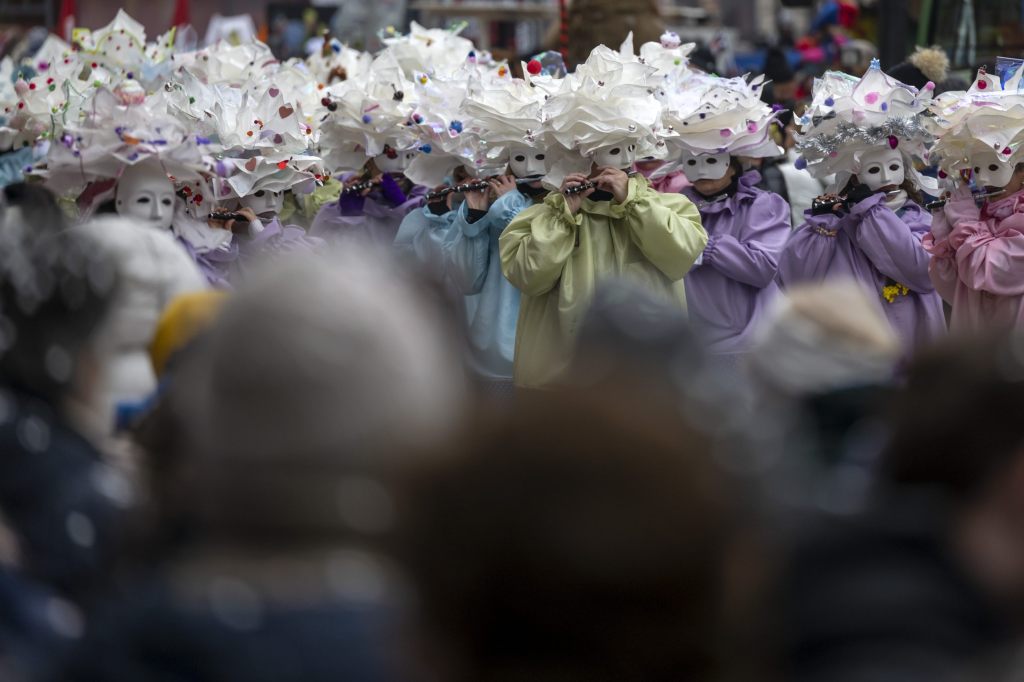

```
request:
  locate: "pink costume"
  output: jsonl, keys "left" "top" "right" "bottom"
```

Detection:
{"left": 925, "top": 189, "right": 1024, "bottom": 331}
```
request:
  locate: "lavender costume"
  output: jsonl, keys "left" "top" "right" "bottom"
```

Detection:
{"left": 310, "top": 173, "right": 426, "bottom": 247}
{"left": 240, "top": 219, "right": 324, "bottom": 263}
{"left": 178, "top": 238, "right": 238, "bottom": 290}
{"left": 682, "top": 171, "right": 791, "bottom": 353}
{"left": 778, "top": 192, "right": 946, "bottom": 349}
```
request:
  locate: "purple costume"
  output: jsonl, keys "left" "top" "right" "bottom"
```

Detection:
{"left": 178, "top": 238, "right": 238, "bottom": 290}
{"left": 682, "top": 171, "right": 791, "bottom": 353}
{"left": 309, "top": 173, "right": 426, "bottom": 247}
{"left": 778, "top": 192, "right": 946, "bottom": 349}
{"left": 239, "top": 218, "right": 325, "bottom": 264}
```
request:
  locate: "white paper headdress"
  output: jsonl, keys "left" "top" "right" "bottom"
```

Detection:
{"left": 927, "top": 64, "right": 1024, "bottom": 182}
{"left": 38, "top": 88, "right": 207, "bottom": 199}
{"left": 378, "top": 22, "right": 477, "bottom": 79}
{"left": 315, "top": 52, "right": 420, "bottom": 173}
{"left": 659, "top": 72, "right": 782, "bottom": 166}
{"left": 542, "top": 44, "right": 663, "bottom": 186}
{"left": 795, "top": 59, "right": 935, "bottom": 191}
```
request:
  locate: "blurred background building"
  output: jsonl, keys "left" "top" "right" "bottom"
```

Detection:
{"left": 0, "top": 0, "right": 1017, "bottom": 78}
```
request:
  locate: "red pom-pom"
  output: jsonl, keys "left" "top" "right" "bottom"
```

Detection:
{"left": 526, "top": 59, "right": 542, "bottom": 76}
{"left": 978, "top": 80, "right": 988, "bottom": 90}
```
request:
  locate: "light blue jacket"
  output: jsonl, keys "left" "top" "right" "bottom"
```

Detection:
{"left": 444, "top": 191, "right": 530, "bottom": 381}
{"left": 393, "top": 204, "right": 459, "bottom": 276}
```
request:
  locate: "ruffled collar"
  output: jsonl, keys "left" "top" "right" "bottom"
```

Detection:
{"left": 683, "top": 170, "right": 762, "bottom": 215}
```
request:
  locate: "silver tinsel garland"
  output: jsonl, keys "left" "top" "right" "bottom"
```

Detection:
{"left": 796, "top": 117, "right": 933, "bottom": 159}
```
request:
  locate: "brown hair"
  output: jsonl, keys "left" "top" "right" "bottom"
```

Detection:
{"left": 397, "top": 389, "right": 747, "bottom": 681}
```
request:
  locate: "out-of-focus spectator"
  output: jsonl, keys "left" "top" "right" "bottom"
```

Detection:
{"left": 0, "top": 200, "right": 131, "bottom": 601}
{"left": 780, "top": 332, "right": 1024, "bottom": 682}
{"left": 747, "top": 280, "right": 900, "bottom": 516}
{"left": 72, "top": 216, "right": 207, "bottom": 434}
{"left": 749, "top": 280, "right": 901, "bottom": 402}
{"left": 147, "top": 290, "right": 228, "bottom": 380}
{"left": 888, "top": 45, "right": 950, "bottom": 90}
{"left": 763, "top": 46, "right": 798, "bottom": 111}
{"left": 839, "top": 39, "right": 877, "bottom": 76}
{"left": 63, "top": 248, "right": 467, "bottom": 681}
{"left": 567, "top": 0, "right": 663, "bottom": 67}
{"left": 398, "top": 388, "right": 760, "bottom": 682}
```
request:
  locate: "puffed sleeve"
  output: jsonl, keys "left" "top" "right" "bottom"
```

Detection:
{"left": 447, "top": 191, "right": 530, "bottom": 295}
{"left": 703, "top": 190, "right": 791, "bottom": 288}
{"left": 615, "top": 177, "right": 707, "bottom": 281}
{"left": 950, "top": 212, "right": 1024, "bottom": 296}
{"left": 393, "top": 206, "right": 457, "bottom": 276}
{"left": 499, "top": 192, "right": 579, "bottom": 297}
{"left": 842, "top": 195, "right": 934, "bottom": 293}
{"left": 924, "top": 196, "right": 980, "bottom": 302}
{"left": 777, "top": 211, "right": 843, "bottom": 287}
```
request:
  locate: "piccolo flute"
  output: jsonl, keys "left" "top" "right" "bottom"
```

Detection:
{"left": 925, "top": 189, "right": 1004, "bottom": 211}
{"left": 426, "top": 177, "right": 539, "bottom": 202}
{"left": 810, "top": 188, "right": 903, "bottom": 215}
{"left": 208, "top": 211, "right": 250, "bottom": 224}
{"left": 341, "top": 179, "right": 375, "bottom": 195}
{"left": 563, "top": 169, "right": 638, "bottom": 195}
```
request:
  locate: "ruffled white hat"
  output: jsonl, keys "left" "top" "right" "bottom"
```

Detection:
{"left": 542, "top": 44, "right": 663, "bottom": 186}
{"left": 457, "top": 71, "right": 549, "bottom": 177}
{"left": 314, "top": 52, "right": 420, "bottom": 173}
{"left": 378, "top": 21, "right": 477, "bottom": 79}
{"left": 659, "top": 72, "right": 782, "bottom": 166}
{"left": 305, "top": 37, "right": 372, "bottom": 86}
{"left": 38, "top": 87, "right": 207, "bottom": 200}
{"left": 927, "top": 64, "right": 1024, "bottom": 182}
{"left": 795, "top": 59, "right": 936, "bottom": 191}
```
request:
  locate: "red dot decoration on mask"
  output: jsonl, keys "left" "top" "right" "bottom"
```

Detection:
{"left": 526, "top": 59, "right": 542, "bottom": 76}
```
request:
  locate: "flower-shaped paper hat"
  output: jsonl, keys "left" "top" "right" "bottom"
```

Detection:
{"left": 457, "top": 72, "right": 549, "bottom": 177}
{"left": 542, "top": 44, "right": 663, "bottom": 185}
{"left": 315, "top": 52, "right": 421, "bottom": 173}
{"left": 38, "top": 87, "right": 207, "bottom": 201}
{"left": 378, "top": 22, "right": 477, "bottom": 79}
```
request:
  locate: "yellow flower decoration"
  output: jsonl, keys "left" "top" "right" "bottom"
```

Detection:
{"left": 882, "top": 283, "right": 910, "bottom": 303}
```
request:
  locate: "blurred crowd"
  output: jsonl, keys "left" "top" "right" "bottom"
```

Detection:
{"left": 3, "top": 5, "right": 1024, "bottom": 682}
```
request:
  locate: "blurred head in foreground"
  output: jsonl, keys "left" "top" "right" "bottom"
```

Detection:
{"left": 883, "top": 332, "right": 1024, "bottom": 616}
{"left": 0, "top": 189, "right": 118, "bottom": 412}
{"left": 749, "top": 280, "right": 901, "bottom": 398}
{"left": 399, "top": 389, "right": 752, "bottom": 682}
{"left": 152, "top": 246, "right": 467, "bottom": 546}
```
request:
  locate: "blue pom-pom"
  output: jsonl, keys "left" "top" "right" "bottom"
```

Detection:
{"left": 824, "top": 97, "right": 834, "bottom": 107}
{"left": 449, "top": 120, "right": 463, "bottom": 133}
{"left": 881, "top": 102, "right": 888, "bottom": 111}
{"left": 362, "top": 114, "right": 372, "bottom": 124}
{"left": 794, "top": 156, "right": 807, "bottom": 170}
{"left": 331, "top": 42, "right": 341, "bottom": 54}
{"left": 420, "top": 144, "right": 432, "bottom": 154}
{"left": 468, "top": 50, "right": 476, "bottom": 58}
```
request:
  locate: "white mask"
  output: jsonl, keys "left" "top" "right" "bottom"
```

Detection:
{"left": 679, "top": 152, "right": 730, "bottom": 182}
{"left": 509, "top": 144, "right": 546, "bottom": 179}
{"left": 374, "top": 146, "right": 417, "bottom": 173}
{"left": 592, "top": 142, "right": 637, "bottom": 170}
{"left": 115, "top": 161, "right": 176, "bottom": 231}
{"left": 240, "top": 189, "right": 284, "bottom": 218}
{"left": 857, "top": 147, "right": 905, "bottom": 192}
{"left": 972, "top": 150, "right": 1016, "bottom": 190}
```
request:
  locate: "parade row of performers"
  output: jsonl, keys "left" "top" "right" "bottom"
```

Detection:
{"left": 51, "top": 53, "right": 1024, "bottom": 392}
